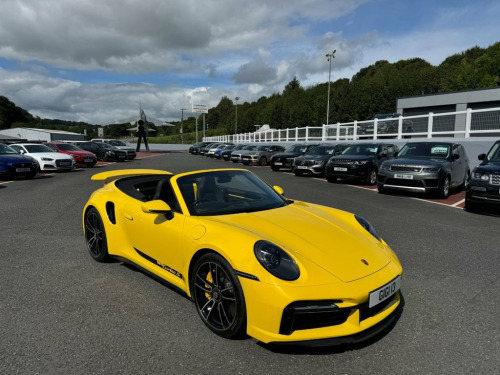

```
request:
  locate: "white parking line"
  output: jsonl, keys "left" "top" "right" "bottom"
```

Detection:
{"left": 451, "top": 199, "right": 466, "bottom": 207}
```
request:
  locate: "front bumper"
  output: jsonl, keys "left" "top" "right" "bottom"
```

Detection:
{"left": 241, "top": 262, "right": 402, "bottom": 344}
{"left": 294, "top": 162, "right": 325, "bottom": 175}
{"left": 271, "top": 158, "right": 294, "bottom": 169}
{"left": 377, "top": 170, "right": 444, "bottom": 193}
{"left": 466, "top": 183, "right": 500, "bottom": 207}
{"left": 326, "top": 164, "right": 371, "bottom": 179}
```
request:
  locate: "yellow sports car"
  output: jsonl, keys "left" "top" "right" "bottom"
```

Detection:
{"left": 83, "top": 168, "right": 403, "bottom": 345}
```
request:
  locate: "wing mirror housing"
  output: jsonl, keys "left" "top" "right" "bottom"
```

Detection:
{"left": 452, "top": 153, "right": 460, "bottom": 160}
{"left": 273, "top": 185, "right": 284, "bottom": 195}
{"left": 478, "top": 153, "right": 486, "bottom": 161}
{"left": 141, "top": 200, "right": 173, "bottom": 219}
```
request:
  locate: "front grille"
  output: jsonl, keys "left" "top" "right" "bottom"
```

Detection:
{"left": 492, "top": 175, "right": 500, "bottom": 185}
{"left": 12, "top": 162, "right": 34, "bottom": 168}
{"left": 331, "top": 159, "right": 353, "bottom": 165}
{"left": 279, "top": 300, "right": 349, "bottom": 335}
{"left": 385, "top": 178, "right": 424, "bottom": 188}
{"left": 390, "top": 165, "right": 422, "bottom": 172}
{"left": 360, "top": 294, "right": 396, "bottom": 322}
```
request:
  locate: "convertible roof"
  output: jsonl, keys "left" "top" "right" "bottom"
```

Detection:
{"left": 91, "top": 169, "right": 173, "bottom": 184}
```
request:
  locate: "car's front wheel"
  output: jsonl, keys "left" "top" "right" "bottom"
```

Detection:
{"left": 258, "top": 156, "right": 267, "bottom": 166}
{"left": 84, "top": 207, "right": 110, "bottom": 262}
{"left": 271, "top": 166, "right": 280, "bottom": 171}
{"left": 191, "top": 253, "right": 246, "bottom": 339}
{"left": 438, "top": 176, "right": 450, "bottom": 199}
{"left": 365, "top": 168, "right": 377, "bottom": 185}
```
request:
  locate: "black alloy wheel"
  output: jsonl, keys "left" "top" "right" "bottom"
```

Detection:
{"left": 258, "top": 156, "right": 267, "bottom": 166}
{"left": 84, "top": 207, "right": 110, "bottom": 262}
{"left": 191, "top": 253, "right": 246, "bottom": 339}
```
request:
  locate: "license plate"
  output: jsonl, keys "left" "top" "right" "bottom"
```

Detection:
{"left": 16, "top": 168, "right": 31, "bottom": 172}
{"left": 394, "top": 174, "right": 413, "bottom": 179}
{"left": 274, "top": 162, "right": 283, "bottom": 166}
{"left": 297, "top": 166, "right": 308, "bottom": 169}
{"left": 369, "top": 276, "right": 401, "bottom": 308}
{"left": 334, "top": 167, "right": 347, "bottom": 172}
{"left": 84, "top": 158, "right": 92, "bottom": 162}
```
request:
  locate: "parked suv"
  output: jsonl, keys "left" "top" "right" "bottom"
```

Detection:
{"left": 359, "top": 113, "right": 413, "bottom": 137}
{"left": 293, "top": 144, "right": 348, "bottom": 176}
{"left": 92, "top": 139, "right": 136, "bottom": 160}
{"left": 377, "top": 142, "right": 470, "bottom": 199}
{"left": 241, "top": 144, "right": 286, "bottom": 166}
{"left": 270, "top": 144, "right": 318, "bottom": 171}
{"left": 79, "top": 141, "right": 127, "bottom": 162}
{"left": 465, "top": 140, "right": 500, "bottom": 212}
{"left": 325, "top": 143, "right": 399, "bottom": 185}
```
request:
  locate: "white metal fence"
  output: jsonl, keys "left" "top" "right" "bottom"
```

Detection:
{"left": 203, "top": 107, "right": 500, "bottom": 143}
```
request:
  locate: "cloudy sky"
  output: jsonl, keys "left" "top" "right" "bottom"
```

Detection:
{"left": 0, "top": 0, "right": 499, "bottom": 125}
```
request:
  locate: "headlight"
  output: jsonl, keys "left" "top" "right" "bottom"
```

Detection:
{"left": 354, "top": 160, "right": 368, "bottom": 165}
{"left": 380, "top": 164, "right": 390, "bottom": 170}
{"left": 355, "top": 215, "right": 381, "bottom": 242}
{"left": 472, "top": 172, "right": 489, "bottom": 181}
{"left": 313, "top": 160, "right": 325, "bottom": 166}
{"left": 254, "top": 240, "right": 300, "bottom": 281}
{"left": 41, "top": 157, "right": 53, "bottom": 161}
{"left": 422, "top": 166, "right": 441, "bottom": 172}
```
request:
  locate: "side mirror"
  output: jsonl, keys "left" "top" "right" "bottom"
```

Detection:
{"left": 19, "top": 149, "right": 26, "bottom": 154}
{"left": 478, "top": 153, "right": 486, "bottom": 161}
{"left": 273, "top": 185, "right": 284, "bottom": 195}
{"left": 453, "top": 153, "right": 460, "bottom": 160}
{"left": 394, "top": 152, "right": 399, "bottom": 157}
{"left": 141, "top": 200, "right": 173, "bottom": 216}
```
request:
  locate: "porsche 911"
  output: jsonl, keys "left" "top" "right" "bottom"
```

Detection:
{"left": 83, "top": 168, "right": 403, "bottom": 345}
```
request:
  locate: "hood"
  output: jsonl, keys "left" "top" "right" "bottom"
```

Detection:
{"left": 272, "top": 152, "right": 303, "bottom": 159}
{"left": 329, "top": 155, "right": 375, "bottom": 162}
{"left": 296, "top": 154, "right": 332, "bottom": 162}
{"left": 62, "top": 150, "right": 95, "bottom": 157}
{"left": 474, "top": 164, "right": 500, "bottom": 174}
{"left": 205, "top": 203, "right": 390, "bottom": 283}
{"left": 27, "top": 152, "right": 72, "bottom": 160}
{"left": 0, "top": 153, "right": 37, "bottom": 164}
{"left": 385, "top": 157, "right": 447, "bottom": 167}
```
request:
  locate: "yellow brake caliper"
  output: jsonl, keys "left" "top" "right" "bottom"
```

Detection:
{"left": 205, "top": 270, "right": 213, "bottom": 300}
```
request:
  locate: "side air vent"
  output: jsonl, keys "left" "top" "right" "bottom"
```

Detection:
{"left": 106, "top": 202, "right": 116, "bottom": 224}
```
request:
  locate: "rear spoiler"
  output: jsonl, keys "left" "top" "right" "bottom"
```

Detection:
{"left": 91, "top": 169, "right": 173, "bottom": 185}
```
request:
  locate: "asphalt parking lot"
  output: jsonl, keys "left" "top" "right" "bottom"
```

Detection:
{"left": 1, "top": 151, "right": 499, "bottom": 375}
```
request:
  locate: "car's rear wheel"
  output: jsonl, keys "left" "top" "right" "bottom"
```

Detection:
{"left": 438, "top": 176, "right": 450, "bottom": 199}
{"left": 84, "top": 207, "right": 110, "bottom": 262}
{"left": 191, "top": 253, "right": 246, "bottom": 339}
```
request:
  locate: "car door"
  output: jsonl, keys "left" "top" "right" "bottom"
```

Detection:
{"left": 121, "top": 189, "right": 187, "bottom": 289}
{"left": 450, "top": 144, "right": 465, "bottom": 186}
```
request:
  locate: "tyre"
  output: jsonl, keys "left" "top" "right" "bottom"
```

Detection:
{"left": 84, "top": 207, "right": 110, "bottom": 262}
{"left": 438, "top": 176, "right": 450, "bottom": 199}
{"left": 365, "top": 168, "right": 377, "bottom": 185}
{"left": 191, "top": 253, "right": 246, "bottom": 339}
{"left": 377, "top": 185, "right": 387, "bottom": 194}
{"left": 464, "top": 198, "right": 479, "bottom": 213}
{"left": 462, "top": 170, "right": 471, "bottom": 190}
{"left": 326, "top": 176, "right": 337, "bottom": 183}
{"left": 258, "top": 156, "right": 267, "bottom": 166}
{"left": 242, "top": 162, "right": 249, "bottom": 166}
{"left": 271, "top": 166, "right": 280, "bottom": 171}
{"left": 294, "top": 170, "right": 303, "bottom": 176}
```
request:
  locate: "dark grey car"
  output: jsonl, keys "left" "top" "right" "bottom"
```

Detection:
{"left": 377, "top": 142, "right": 470, "bottom": 198}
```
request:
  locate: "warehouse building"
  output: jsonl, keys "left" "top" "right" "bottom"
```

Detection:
{"left": 0, "top": 128, "right": 86, "bottom": 143}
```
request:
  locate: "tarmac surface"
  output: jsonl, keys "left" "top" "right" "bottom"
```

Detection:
{"left": 1, "top": 151, "right": 499, "bottom": 375}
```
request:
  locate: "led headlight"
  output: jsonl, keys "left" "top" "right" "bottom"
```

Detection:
{"left": 41, "top": 157, "right": 53, "bottom": 161}
{"left": 422, "top": 166, "right": 441, "bottom": 172}
{"left": 355, "top": 215, "right": 381, "bottom": 242}
{"left": 472, "top": 172, "right": 489, "bottom": 181}
{"left": 254, "top": 240, "right": 300, "bottom": 281}
{"left": 380, "top": 164, "right": 390, "bottom": 170}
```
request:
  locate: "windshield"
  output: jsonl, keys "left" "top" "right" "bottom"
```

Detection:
{"left": 24, "top": 144, "right": 55, "bottom": 153}
{"left": 242, "top": 145, "right": 257, "bottom": 151}
{"left": 342, "top": 144, "right": 379, "bottom": 156}
{"left": 177, "top": 170, "right": 287, "bottom": 216}
{"left": 486, "top": 143, "right": 500, "bottom": 162}
{"left": 398, "top": 143, "right": 451, "bottom": 160}
{"left": 99, "top": 143, "right": 114, "bottom": 149}
{"left": 0, "top": 144, "right": 18, "bottom": 154}
{"left": 256, "top": 146, "right": 269, "bottom": 151}
{"left": 108, "top": 140, "right": 127, "bottom": 146}
{"left": 57, "top": 143, "right": 83, "bottom": 151}
{"left": 286, "top": 145, "right": 310, "bottom": 153}
{"left": 306, "top": 146, "right": 337, "bottom": 155}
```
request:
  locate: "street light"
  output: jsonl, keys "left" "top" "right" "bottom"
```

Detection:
{"left": 180, "top": 108, "right": 187, "bottom": 144}
{"left": 234, "top": 97, "right": 240, "bottom": 135}
{"left": 325, "top": 50, "right": 336, "bottom": 126}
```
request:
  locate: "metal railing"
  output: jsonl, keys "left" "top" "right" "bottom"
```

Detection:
{"left": 203, "top": 107, "right": 500, "bottom": 143}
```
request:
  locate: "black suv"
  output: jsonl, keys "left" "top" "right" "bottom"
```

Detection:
{"left": 325, "top": 143, "right": 399, "bottom": 185}
{"left": 79, "top": 141, "right": 127, "bottom": 162}
{"left": 270, "top": 144, "right": 318, "bottom": 171}
{"left": 377, "top": 142, "right": 470, "bottom": 199}
{"left": 465, "top": 140, "right": 500, "bottom": 212}
{"left": 189, "top": 142, "right": 210, "bottom": 155}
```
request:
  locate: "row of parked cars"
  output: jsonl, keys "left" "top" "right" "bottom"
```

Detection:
{"left": 189, "top": 140, "right": 500, "bottom": 213}
{"left": 0, "top": 139, "right": 137, "bottom": 180}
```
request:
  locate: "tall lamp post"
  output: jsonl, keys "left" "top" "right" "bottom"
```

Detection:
{"left": 180, "top": 108, "right": 187, "bottom": 144}
{"left": 234, "top": 97, "right": 240, "bottom": 137}
{"left": 325, "top": 50, "right": 336, "bottom": 126}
